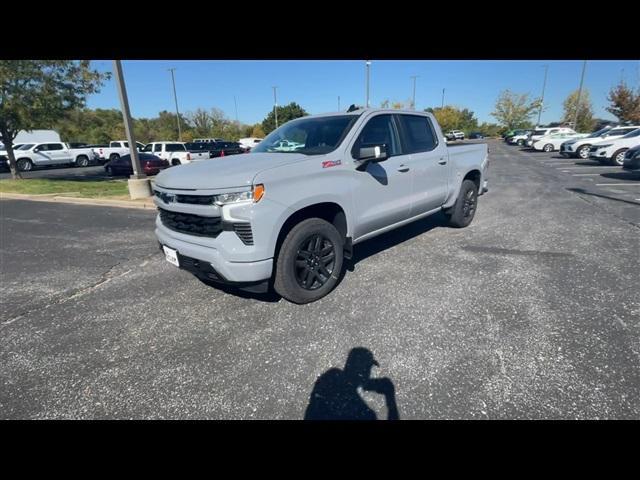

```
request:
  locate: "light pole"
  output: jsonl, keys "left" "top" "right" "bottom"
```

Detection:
{"left": 338, "top": 95, "right": 340, "bottom": 111}
{"left": 112, "top": 60, "right": 150, "bottom": 199}
{"left": 234, "top": 95, "right": 239, "bottom": 124}
{"left": 365, "top": 60, "right": 371, "bottom": 107}
{"left": 537, "top": 64, "right": 548, "bottom": 127}
{"left": 441, "top": 88, "right": 445, "bottom": 108}
{"left": 573, "top": 60, "right": 587, "bottom": 130}
{"left": 168, "top": 68, "right": 182, "bottom": 141}
{"left": 272, "top": 86, "right": 279, "bottom": 129}
{"left": 410, "top": 75, "right": 419, "bottom": 110}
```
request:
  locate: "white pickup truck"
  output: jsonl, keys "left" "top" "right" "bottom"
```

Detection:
{"left": 153, "top": 108, "right": 489, "bottom": 303}
{"left": 9, "top": 142, "right": 99, "bottom": 171}
{"left": 142, "top": 142, "right": 209, "bottom": 165}
{"left": 93, "top": 141, "right": 146, "bottom": 163}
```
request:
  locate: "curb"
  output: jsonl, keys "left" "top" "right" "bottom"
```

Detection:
{"left": 0, "top": 192, "right": 156, "bottom": 210}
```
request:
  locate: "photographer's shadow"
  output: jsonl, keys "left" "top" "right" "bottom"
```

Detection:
{"left": 304, "top": 347, "right": 399, "bottom": 420}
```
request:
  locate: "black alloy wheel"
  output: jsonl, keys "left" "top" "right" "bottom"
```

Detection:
{"left": 294, "top": 234, "right": 336, "bottom": 290}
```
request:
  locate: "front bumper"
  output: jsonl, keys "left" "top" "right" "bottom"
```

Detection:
{"left": 156, "top": 225, "right": 273, "bottom": 283}
{"left": 589, "top": 149, "right": 611, "bottom": 160}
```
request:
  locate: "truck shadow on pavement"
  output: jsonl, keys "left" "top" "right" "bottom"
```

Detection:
{"left": 304, "top": 347, "right": 399, "bottom": 420}
{"left": 344, "top": 211, "right": 446, "bottom": 273}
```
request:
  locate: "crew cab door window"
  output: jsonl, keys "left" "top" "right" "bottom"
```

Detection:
{"left": 153, "top": 144, "right": 162, "bottom": 153}
{"left": 351, "top": 114, "right": 401, "bottom": 157}
{"left": 142, "top": 144, "right": 153, "bottom": 152}
{"left": 396, "top": 115, "right": 438, "bottom": 153}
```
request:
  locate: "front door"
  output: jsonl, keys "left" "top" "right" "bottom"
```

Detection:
{"left": 350, "top": 113, "right": 414, "bottom": 240}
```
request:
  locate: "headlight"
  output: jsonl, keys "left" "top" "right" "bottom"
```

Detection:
{"left": 213, "top": 184, "right": 264, "bottom": 206}
{"left": 633, "top": 151, "right": 640, "bottom": 159}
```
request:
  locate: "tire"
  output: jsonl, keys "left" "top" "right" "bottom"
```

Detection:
{"left": 517, "top": 139, "right": 524, "bottom": 146}
{"left": 17, "top": 158, "right": 33, "bottom": 172}
{"left": 610, "top": 149, "right": 627, "bottom": 166}
{"left": 543, "top": 144, "right": 554, "bottom": 152}
{"left": 274, "top": 218, "right": 344, "bottom": 304}
{"left": 445, "top": 179, "right": 479, "bottom": 228}
{"left": 576, "top": 145, "right": 590, "bottom": 159}
{"left": 109, "top": 153, "right": 120, "bottom": 161}
{"left": 76, "top": 155, "right": 89, "bottom": 167}
{"left": 171, "top": 158, "right": 181, "bottom": 166}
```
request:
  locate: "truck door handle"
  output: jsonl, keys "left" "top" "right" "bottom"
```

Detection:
{"left": 438, "top": 158, "right": 447, "bottom": 165}
{"left": 397, "top": 165, "right": 410, "bottom": 172}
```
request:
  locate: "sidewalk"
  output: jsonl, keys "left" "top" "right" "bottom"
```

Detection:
{"left": 0, "top": 192, "right": 156, "bottom": 210}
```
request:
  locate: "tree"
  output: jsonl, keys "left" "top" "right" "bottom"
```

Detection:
{"left": 261, "top": 102, "right": 308, "bottom": 134}
{"left": 606, "top": 81, "right": 640, "bottom": 123}
{"left": 561, "top": 89, "right": 595, "bottom": 132}
{"left": 250, "top": 124, "right": 265, "bottom": 138}
{"left": 491, "top": 89, "right": 542, "bottom": 130}
{"left": 186, "top": 108, "right": 212, "bottom": 137}
{"left": 0, "top": 60, "right": 109, "bottom": 178}
{"left": 424, "top": 106, "right": 478, "bottom": 134}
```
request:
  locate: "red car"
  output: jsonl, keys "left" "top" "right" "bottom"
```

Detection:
{"left": 105, "top": 153, "right": 169, "bottom": 176}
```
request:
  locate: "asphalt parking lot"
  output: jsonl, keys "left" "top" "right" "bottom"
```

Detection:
{"left": 1, "top": 139, "right": 638, "bottom": 419}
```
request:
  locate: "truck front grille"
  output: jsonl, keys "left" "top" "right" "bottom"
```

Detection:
{"left": 233, "top": 223, "right": 254, "bottom": 245}
{"left": 158, "top": 208, "right": 222, "bottom": 237}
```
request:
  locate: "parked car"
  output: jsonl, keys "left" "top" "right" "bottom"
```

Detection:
{"left": 105, "top": 153, "right": 169, "bottom": 176}
{"left": 7, "top": 142, "right": 99, "bottom": 171}
{"left": 508, "top": 130, "right": 534, "bottom": 146}
{"left": 589, "top": 128, "right": 640, "bottom": 165}
{"left": 532, "top": 132, "right": 589, "bottom": 152}
{"left": 141, "top": 142, "right": 208, "bottom": 165}
{"left": 193, "top": 138, "right": 226, "bottom": 143}
{"left": 622, "top": 144, "right": 640, "bottom": 173}
{"left": 0, "top": 144, "right": 24, "bottom": 169}
{"left": 238, "top": 137, "right": 264, "bottom": 151}
{"left": 153, "top": 108, "right": 489, "bottom": 304}
{"left": 524, "top": 127, "right": 576, "bottom": 148}
{"left": 208, "top": 141, "right": 245, "bottom": 158}
{"left": 185, "top": 142, "right": 215, "bottom": 158}
{"left": 93, "top": 140, "right": 145, "bottom": 163}
{"left": 445, "top": 130, "right": 465, "bottom": 141}
{"left": 469, "top": 132, "right": 484, "bottom": 139}
{"left": 560, "top": 125, "right": 639, "bottom": 159}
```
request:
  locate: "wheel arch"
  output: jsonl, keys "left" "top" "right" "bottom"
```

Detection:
{"left": 273, "top": 202, "right": 348, "bottom": 261}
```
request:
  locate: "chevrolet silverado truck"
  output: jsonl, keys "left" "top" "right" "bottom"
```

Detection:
{"left": 153, "top": 108, "right": 489, "bottom": 304}
{"left": 142, "top": 142, "right": 207, "bottom": 165}
{"left": 10, "top": 142, "right": 99, "bottom": 171}
{"left": 93, "top": 140, "right": 146, "bottom": 163}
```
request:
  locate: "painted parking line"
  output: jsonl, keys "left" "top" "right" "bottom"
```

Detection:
{"left": 557, "top": 166, "right": 622, "bottom": 169}
{"left": 595, "top": 183, "right": 640, "bottom": 187}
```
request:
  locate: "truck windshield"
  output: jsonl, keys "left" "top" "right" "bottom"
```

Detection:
{"left": 18, "top": 144, "right": 35, "bottom": 150}
{"left": 252, "top": 115, "right": 359, "bottom": 155}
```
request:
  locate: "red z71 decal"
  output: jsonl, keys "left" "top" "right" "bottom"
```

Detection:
{"left": 322, "top": 160, "right": 341, "bottom": 168}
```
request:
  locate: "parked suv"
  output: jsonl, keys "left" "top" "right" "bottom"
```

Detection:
{"left": 589, "top": 128, "right": 640, "bottom": 165}
{"left": 445, "top": 130, "right": 465, "bottom": 141}
{"left": 153, "top": 109, "right": 489, "bottom": 303}
{"left": 560, "top": 125, "right": 639, "bottom": 159}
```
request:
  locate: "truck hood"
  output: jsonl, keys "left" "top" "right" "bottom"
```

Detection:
{"left": 153, "top": 152, "right": 308, "bottom": 191}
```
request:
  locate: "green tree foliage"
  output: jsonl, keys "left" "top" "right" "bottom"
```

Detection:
{"left": 477, "top": 122, "right": 504, "bottom": 137}
{"left": 261, "top": 102, "right": 308, "bottom": 134}
{"left": 0, "top": 60, "right": 109, "bottom": 178}
{"left": 562, "top": 89, "right": 595, "bottom": 132}
{"left": 424, "top": 106, "right": 478, "bottom": 134}
{"left": 606, "top": 81, "right": 640, "bottom": 123}
{"left": 491, "top": 89, "right": 542, "bottom": 130}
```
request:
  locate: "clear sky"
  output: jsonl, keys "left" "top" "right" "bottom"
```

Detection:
{"left": 87, "top": 60, "right": 640, "bottom": 126}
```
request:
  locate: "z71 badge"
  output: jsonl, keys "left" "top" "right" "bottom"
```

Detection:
{"left": 322, "top": 160, "right": 341, "bottom": 168}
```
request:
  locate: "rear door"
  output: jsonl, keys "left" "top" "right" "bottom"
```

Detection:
{"left": 396, "top": 114, "right": 449, "bottom": 215}
{"left": 350, "top": 113, "right": 413, "bottom": 239}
